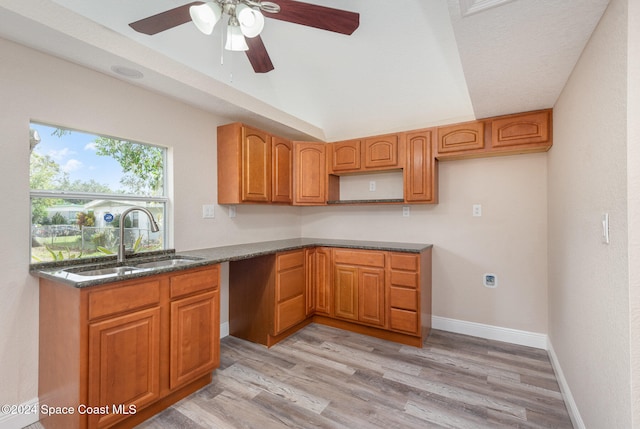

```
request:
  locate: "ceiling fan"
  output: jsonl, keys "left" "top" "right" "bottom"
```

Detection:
{"left": 129, "top": 0, "right": 360, "bottom": 73}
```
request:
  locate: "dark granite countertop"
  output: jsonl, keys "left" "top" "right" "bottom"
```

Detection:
{"left": 31, "top": 238, "right": 432, "bottom": 288}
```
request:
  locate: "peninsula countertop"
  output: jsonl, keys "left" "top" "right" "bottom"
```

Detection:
{"left": 31, "top": 238, "right": 433, "bottom": 288}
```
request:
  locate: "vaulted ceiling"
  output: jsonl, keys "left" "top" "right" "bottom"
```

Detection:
{"left": 0, "top": 0, "right": 609, "bottom": 141}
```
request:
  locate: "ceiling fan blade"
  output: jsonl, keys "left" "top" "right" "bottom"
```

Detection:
{"left": 263, "top": 0, "right": 359, "bottom": 35}
{"left": 245, "top": 36, "right": 275, "bottom": 73}
{"left": 129, "top": 1, "right": 204, "bottom": 35}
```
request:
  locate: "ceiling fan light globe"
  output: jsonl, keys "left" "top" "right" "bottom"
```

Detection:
{"left": 236, "top": 4, "right": 264, "bottom": 38}
{"left": 189, "top": 2, "right": 222, "bottom": 35}
{"left": 225, "top": 24, "right": 249, "bottom": 51}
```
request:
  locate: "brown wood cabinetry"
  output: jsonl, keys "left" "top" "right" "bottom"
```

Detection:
{"left": 274, "top": 250, "right": 306, "bottom": 335}
{"left": 217, "top": 123, "right": 292, "bottom": 204}
{"left": 294, "top": 142, "right": 327, "bottom": 205}
{"left": 229, "top": 245, "right": 432, "bottom": 348}
{"left": 490, "top": 109, "right": 551, "bottom": 150}
{"left": 435, "top": 109, "right": 552, "bottom": 160}
{"left": 404, "top": 129, "right": 438, "bottom": 203}
{"left": 271, "top": 136, "right": 293, "bottom": 203}
{"left": 39, "top": 265, "right": 220, "bottom": 429}
{"left": 330, "top": 139, "right": 361, "bottom": 173}
{"left": 363, "top": 134, "right": 402, "bottom": 170}
{"left": 436, "top": 121, "right": 485, "bottom": 156}
{"left": 306, "top": 247, "right": 331, "bottom": 316}
{"left": 229, "top": 250, "right": 308, "bottom": 347}
{"left": 218, "top": 109, "right": 550, "bottom": 206}
{"left": 333, "top": 249, "right": 386, "bottom": 327}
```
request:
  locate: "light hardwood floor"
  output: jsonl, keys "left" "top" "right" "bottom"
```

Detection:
{"left": 27, "top": 324, "right": 573, "bottom": 429}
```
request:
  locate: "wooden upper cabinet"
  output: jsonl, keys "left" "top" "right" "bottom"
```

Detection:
{"left": 435, "top": 109, "right": 552, "bottom": 160}
{"left": 436, "top": 121, "right": 485, "bottom": 158}
{"left": 489, "top": 109, "right": 552, "bottom": 150}
{"left": 363, "top": 134, "right": 402, "bottom": 170}
{"left": 330, "top": 140, "right": 361, "bottom": 173}
{"left": 404, "top": 130, "right": 437, "bottom": 204}
{"left": 272, "top": 137, "right": 293, "bottom": 203}
{"left": 217, "top": 123, "right": 292, "bottom": 204}
{"left": 294, "top": 142, "right": 326, "bottom": 205}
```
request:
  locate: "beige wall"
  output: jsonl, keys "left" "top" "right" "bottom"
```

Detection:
{"left": 302, "top": 154, "right": 549, "bottom": 334}
{"left": 0, "top": 38, "right": 302, "bottom": 409}
{"left": 628, "top": 0, "right": 640, "bottom": 425}
{"left": 549, "top": 0, "right": 633, "bottom": 427}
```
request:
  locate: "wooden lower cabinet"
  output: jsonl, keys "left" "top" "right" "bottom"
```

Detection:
{"left": 229, "top": 250, "right": 308, "bottom": 347}
{"left": 88, "top": 307, "right": 161, "bottom": 429}
{"left": 39, "top": 265, "right": 220, "bottom": 429}
{"left": 229, "top": 246, "right": 431, "bottom": 349}
{"left": 333, "top": 249, "right": 385, "bottom": 327}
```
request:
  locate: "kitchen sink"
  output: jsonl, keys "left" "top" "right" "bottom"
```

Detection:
{"left": 133, "top": 256, "right": 202, "bottom": 269}
{"left": 64, "top": 265, "right": 146, "bottom": 277}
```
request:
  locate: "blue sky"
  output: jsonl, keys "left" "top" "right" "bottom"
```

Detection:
{"left": 31, "top": 122, "right": 127, "bottom": 192}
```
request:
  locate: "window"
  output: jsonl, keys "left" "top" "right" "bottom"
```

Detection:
{"left": 29, "top": 122, "right": 167, "bottom": 262}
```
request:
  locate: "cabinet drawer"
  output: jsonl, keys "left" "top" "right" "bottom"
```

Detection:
{"left": 276, "top": 266, "right": 305, "bottom": 302}
{"left": 390, "top": 271, "right": 419, "bottom": 289}
{"left": 170, "top": 266, "right": 220, "bottom": 299}
{"left": 275, "top": 295, "right": 306, "bottom": 334}
{"left": 390, "top": 286, "right": 418, "bottom": 311}
{"left": 389, "top": 308, "right": 419, "bottom": 334}
{"left": 277, "top": 250, "right": 305, "bottom": 271}
{"left": 334, "top": 249, "right": 385, "bottom": 268}
{"left": 88, "top": 280, "right": 161, "bottom": 320}
{"left": 389, "top": 253, "right": 419, "bottom": 271}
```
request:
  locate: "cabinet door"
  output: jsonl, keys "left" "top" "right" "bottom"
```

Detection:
{"left": 315, "top": 248, "right": 332, "bottom": 315}
{"left": 358, "top": 268, "right": 385, "bottom": 327}
{"left": 88, "top": 307, "right": 161, "bottom": 429}
{"left": 294, "top": 142, "right": 326, "bottom": 205}
{"left": 242, "top": 126, "right": 271, "bottom": 202}
{"left": 490, "top": 110, "right": 551, "bottom": 148}
{"left": 436, "top": 121, "right": 485, "bottom": 157}
{"left": 272, "top": 137, "right": 293, "bottom": 203}
{"left": 404, "top": 130, "right": 437, "bottom": 203}
{"left": 330, "top": 140, "right": 361, "bottom": 172}
{"left": 334, "top": 264, "right": 358, "bottom": 321}
{"left": 170, "top": 290, "right": 220, "bottom": 389}
{"left": 274, "top": 250, "right": 306, "bottom": 335}
{"left": 363, "top": 134, "right": 400, "bottom": 169}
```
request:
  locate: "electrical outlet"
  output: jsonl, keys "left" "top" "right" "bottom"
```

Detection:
{"left": 402, "top": 206, "right": 410, "bottom": 217}
{"left": 202, "top": 204, "right": 215, "bottom": 219}
{"left": 369, "top": 181, "right": 376, "bottom": 192}
{"left": 483, "top": 273, "right": 497, "bottom": 288}
{"left": 228, "top": 206, "right": 236, "bottom": 218}
{"left": 472, "top": 204, "right": 482, "bottom": 217}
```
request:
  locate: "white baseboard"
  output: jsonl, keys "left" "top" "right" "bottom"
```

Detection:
{"left": 431, "top": 315, "right": 548, "bottom": 349}
{"left": 431, "top": 315, "right": 584, "bottom": 427}
{"left": 0, "top": 397, "right": 39, "bottom": 429}
{"left": 221, "top": 321, "right": 229, "bottom": 338}
{"left": 546, "top": 339, "right": 585, "bottom": 429}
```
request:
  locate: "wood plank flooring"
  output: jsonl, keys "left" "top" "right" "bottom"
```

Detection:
{"left": 25, "top": 324, "right": 573, "bottom": 429}
{"left": 138, "top": 324, "right": 572, "bottom": 429}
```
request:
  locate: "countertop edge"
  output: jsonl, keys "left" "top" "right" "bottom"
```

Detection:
{"left": 31, "top": 238, "right": 433, "bottom": 288}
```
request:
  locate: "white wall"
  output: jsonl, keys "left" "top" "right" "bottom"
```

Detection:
{"left": 548, "top": 0, "right": 633, "bottom": 427}
{"left": 302, "top": 154, "right": 549, "bottom": 334}
{"left": 0, "top": 38, "right": 302, "bottom": 414}
{"left": 629, "top": 0, "right": 640, "bottom": 423}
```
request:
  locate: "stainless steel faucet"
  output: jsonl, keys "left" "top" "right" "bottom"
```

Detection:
{"left": 117, "top": 207, "right": 160, "bottom": 263}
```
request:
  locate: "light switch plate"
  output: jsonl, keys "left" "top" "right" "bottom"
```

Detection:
{"left": 202, "top": 204, "right": 215, "bottom": 219}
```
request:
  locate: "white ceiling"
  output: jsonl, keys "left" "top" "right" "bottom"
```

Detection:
{"left": 0, "top": 0, "right": 609, "bottom": 142}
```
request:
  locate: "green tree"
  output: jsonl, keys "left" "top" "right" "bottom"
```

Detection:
{"left": 76, "top": 211, "right": 95, "bottom": 227}
{"left": 93, "top": 137, "right": 164, "bottom": 196}
{"left": 51, "top": 212, "right": 66, "bottom": 225}
{"left": 30, "top": 152, "right": 63, "bottom": 224}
